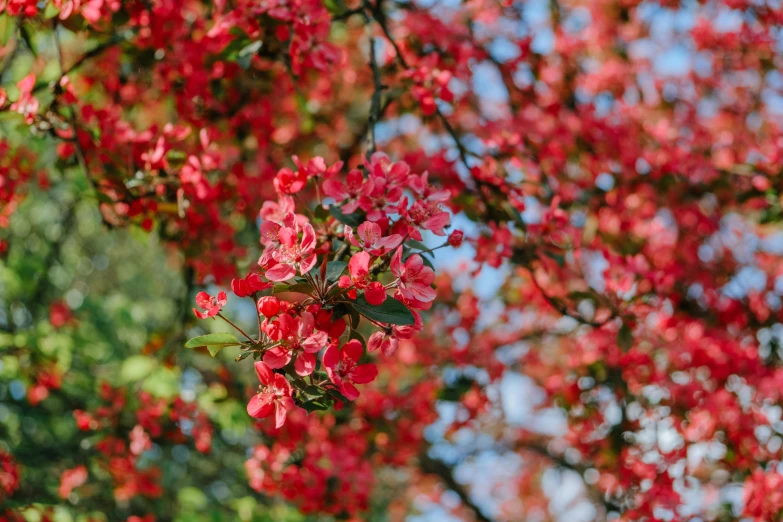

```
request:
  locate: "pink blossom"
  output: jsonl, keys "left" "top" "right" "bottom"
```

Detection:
{"left": 345, "top": 221, "right": 403, "bottom": 256}
{"left": 192, "top": 291, "right": 227, "bottom": 319}
{"left": 247, "top": 362, "right": 295, "bottom": 428}
{"left": 262, "top": 221, "right": 318, "bottom": 282}
{"left": 391, "top": 247, "right": 436, "bottom": 302}
{"left": 322, "top": 340, "right": 378, "bottom": 400}
{"left": 263, "top": 312, "right": 328, "bottom": 375}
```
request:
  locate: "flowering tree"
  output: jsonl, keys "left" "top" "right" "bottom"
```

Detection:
{"left": 1, "top": 0, "right": 783, "bottom": 520}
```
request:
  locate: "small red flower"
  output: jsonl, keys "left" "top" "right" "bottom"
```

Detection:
{"left": 322, "top": 340, "right": 378, "bottom": 400}
{"left": 391, "top": 247, "right": 436, "bottom": 302}
{"left": 257, "top": 296, "right": 281, "bottom": 318}
{"left": 364, "top": 281, "right": 387, "bottom": 305}
{"left": 338, "top": 251, "right": 370, "bottom": 294}
{"left": 247, "top": 362, "right": 295, "bottom": 428}
{"left": 322, "top": 168, "right": 366, "bottom": 213}
{"left": 192, "top": 291, "right": 227, "bottom": 319}
{"left": 345, "top": 221, "right": 402, "bottom": 256}
{"left": 58, "top": 465, "right": 88, "bottom": 498}
{"left": 231, "top": 273, "right": 272, "bottom": 298}
{"left": 448, "top": 229, "right": 464, "bottom": 247}
{"left": 262, "top": 311, "right": 328, "bottom": 375}
{"left": 262, "top": 221, "right": 318, "bottom": 282}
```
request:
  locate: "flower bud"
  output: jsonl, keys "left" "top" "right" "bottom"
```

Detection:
{"left": 448, "top": 229, "right": 464, "bottom": 247}
{"left": 257, "top": 296, "right": 280, "bottom": 318}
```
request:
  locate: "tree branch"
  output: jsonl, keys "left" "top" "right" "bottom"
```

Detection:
{"left": 419, "top": 451, "right": 495, "bottom": 522}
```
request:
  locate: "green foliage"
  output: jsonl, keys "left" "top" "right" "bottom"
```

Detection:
{"left": 0, "top": 187, "right": 309, "bottom": 521}
{"left": 185, "top": 332, "right": 243, "bottom": 356}
{"left": 350, "top": 294, "right": 415, "bottom": 325}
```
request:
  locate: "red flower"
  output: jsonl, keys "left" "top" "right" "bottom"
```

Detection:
{"left": 338, "top": 251, "right": 370, "bottom": 295}
{"left": 337, "top": 252, "right": 386, "bottom": 304}
{"left": 192, "top": 291, "right": 227, "bottom": 319}
{"left": 257, "top": 296, "right": 281, "bottom": 318}
{"left": 262, "top": 221, "right": 318, "bottom": 282}
{"left": 247, "top": 362, "right": 295, "bottom": 428}
{"left": 49, "top": 300, "right": 73, "bottom": 328}
{"left": 448, "top": 229, "right": 464, "bottom": 247}
{"left": 391, "top": 247, "right": 436, "bottom": 302}
{"left": 322, "top": 339, "right": 378, "bottom": 400}
{"left": 322, "top": 168, "right": 366, "bottom": 213}
{"left": 273, "top": 167, "right": 307, "bottom": 194}
{"left": 364, "top": 281, "right": 387, "bottom": 306}
{"left": 9, "top": 73, "right": 39, "bottom": 124}
{"left": 0, "top": 451, "right": 20, "bottom": 502}
{"left": 345, "top": 221, "right": 403, "bottom": 256}
{"left": 263, "top": 311, "right": 328, "bottom": 375}
{"left": 231, "top": 273, "right": 272, "bottom": 298}
{"left": 58, "top": 465, "right": 88, "bottom": 498}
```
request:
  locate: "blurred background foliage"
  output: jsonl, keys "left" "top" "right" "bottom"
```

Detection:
{"left": 0, "top": 172, "right": 341, "bottom": 520}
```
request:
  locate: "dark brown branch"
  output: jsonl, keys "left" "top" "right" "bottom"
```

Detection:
{"left": 0, "top": 19, "right": 21, "bottom": 78}
{"left": 54, "top": 25, "right": 116, "bottom": 230}
{"left": 332, "top": 6, "right": 364, "bottom": 22}
{"left": 513, "top": 442, "right": 619, "bottom": 518}
{"left": 419, "top": 452, "right": 495, "bottom": 522}
{"left": 33, "top": 34, "right": 123, "bottom": 94}
{"left": 526, "top": 267, "right": 616, "bottom": 328}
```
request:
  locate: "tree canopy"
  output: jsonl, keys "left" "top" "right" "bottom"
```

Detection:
{"left": 1, "top": 0, "right": 783, "bottom": 521}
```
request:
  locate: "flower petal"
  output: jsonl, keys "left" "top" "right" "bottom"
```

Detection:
{"left": 342, "top": 339, "right": 364, "bottom": 363}
{"left": 350, "top": 363, "right": 378, "bottom": 384}
{"left": 294, "top": 353, "right": 316, "bottom": 376}
{"left": 254, "top": 361, "right": 274, "bottom": 385}
{"left": 265, "top": 263, "right": 296, "bottom": 282}
{"left": 263, "top": 347, "right": 291, "bottom": 369}
{"left": 273, "top": 401, "right": 287, "bottom": 429}
{"left": 322, "top": 344, "right": 339, "bottom": 369}
{"left": 247, "top": 394, "right": 274, "bottom": 419}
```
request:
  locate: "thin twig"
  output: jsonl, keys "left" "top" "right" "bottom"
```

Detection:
{"left": 53, "top": 24, "right": 116, "bottom": 229}
{"left": 363, "top": 0, "right": 387, "bottom": 157}
{"left": 218, "top": 313, "right": 255, "bottom": 343}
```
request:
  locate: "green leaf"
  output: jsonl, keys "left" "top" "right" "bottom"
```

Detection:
{"left": 184, "top": 333, "right": 242, "bottom": 357}
{"left": 406, "top": 239, "right": 430, "bottom": 251}
{"left": 544, "top": 250, "right": 565, "bottom": 267}
{"left": 120, "top": 355, "right": 158, "bottom": 383}
{"left": 237, "top": 40, "right": 263, "bottom": 69}
{"left": 330, "top": 303, "right": 350, "bottom": 319}
{"left": 617, "top": 323, "right": 633, "bottom": 352}
{"left": 314, "top": 204, "right": 330, "bottom": 221}
{"left": 349, "top": 307, "right": 361, "bottom": 329}
{"left": 300, "top": 399, "right": 331, "bottom": 412}
{"left": 438, "top": 375, "right": 474, "bottom": 402}
{"left": 325, "top": 388, "right": 350, "bottom": 404}
{"left": 568, "top": 291, "right": 598, "bottom": 302}
{"left": 302, "top": 385, "right": 325, "bottom": 399}
{"left": 325, "top": 261, "right": 347, "bottom": 283}
{"left": 273, "top": 282, "right": 313, "bottom": 295}
{"left": 19, "top": 23, "right": 36, "bottom": 57}
{"left": 329, "top": 206, "right": 364, "bottom": 227}
{"left": 0, "top": 15, "right": 14, "bottom": 47}
{"left": 351, "top": 295, "right": 415, "bottom": 325}
{"left": 419, "top": 254, "right": 435, "bottom": 270}
{"left": 349, "top": 329, "right": 366, "bottom": 348}
{"left": 43, "top": 2, "right": 61, "bottom": 19}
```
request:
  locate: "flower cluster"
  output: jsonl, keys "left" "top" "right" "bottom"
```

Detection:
{"left": 188, "top": 153, "right": 457, "bottom": 427}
